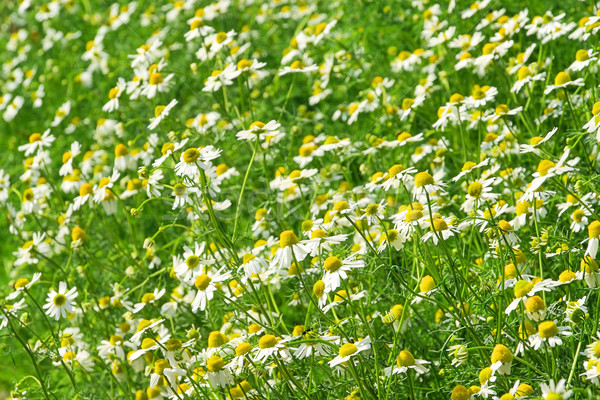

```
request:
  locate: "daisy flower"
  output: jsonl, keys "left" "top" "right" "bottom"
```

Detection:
{"left": 0, "top": 299, "right": 27, "bottom": 329}
{"left": 452, "top": 159, "right": 489, "bottom": 182}
{"left": 236, "top": 120, "right": 282, "bottom": 141}
{"left": 153, "top": 138, "right": 189, "bottom": 167}
{"left": 7, "top": 272, "right": 42, "bottom": 300}
{"left": 529, "top": 320, "right": 572, "bottom": 349}
{"left": 381, "top": 164, "right": 418, "bottom": 191}
{"left": 421, "top": 217, "right": 458, "bottom": 245}
{"left": 505, "top": 278, "right": 557, "bottom": 315}
{"left": 412, "top": 170, "right": 447, "bottom": 201}
{"left": 544, "top": 71, "right": 584, "bottom": 94}
{"left": 384, "top": 350, "right": 430, "bottom": 376}
{"left": 578, "top": 256, "right": 600, "bottom": 287}
{"left": 302, "top": 229, "right": 348, "bottom": 257}
{"left": 511, "top": 65, "right": 546, "bottom": 93}
{"left": 43, "top": 282, "right": 78, "bottom": 320}
{"left": 148, "top": 99, "right": 178, "bottom": 130}
{"left": 270, "top": 230, "right": 309, "bottom": 271}
{"left": 132, "top": 288, "right": 166, "bottom": 313}
{"left": 569, "top": 49, "right": 598, "bottom": 71}
{"left": 254, "top": 334, "right": 292, "bottom": 363}
{"left": 149, "top": 359, "right": 186, "bottom": 388}
{"left": 59, "top": 141, "right": 82, "bottom": 177}
{"left": 322, "top": 255, "right": 364, "bottom": 293}
{"left": 279, "top": 60, "right": 319, "bottom": 76}
{"left": 328, "top": 336, "right": 371, "bottom": 368}
{"left": 18, "top": 130, "right": 55, "bottom": 156}
{"left": 490, "top": 344, "right": 513, "bottom": 375}
{"left": 202, "top": 64, "right": 241, "bottom": 92}
{"left": 519, "top": 127, "right": 557, "bottom": 154}
{"left": 174, "top": 146, "right": 222, "bottom": 179}
{"left": 586, "top": 221, "right": 600, "bottom": 259}
{"left": 540, "top": 379, "right": 571, "bottom": 400}
{"left": 190, "top": 268, "right": 232, "bottom": 312}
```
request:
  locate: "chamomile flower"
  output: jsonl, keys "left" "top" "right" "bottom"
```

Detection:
{"left": 236, "top": 120, "right": 281, "bottom": 141}
{"left": 270, "top": 230, "right": 309, "bottom": 271}
{"left": 578, "top": 256, "right": 600, "bottom": 287}
{"left": 174, "top": 146, "right": 221, "bottom": 179}
{"left": 43, "top": 282, "right": 78, "bottom": 320}
{"left": 18, "top": 130, "right": 55, "bottom": 156}
{"left": 254, "top": 334, "right": 291, "bottom": 363}
{"left": 544, "top": 71, "right": 584, "bottom": 94}
{"left": 490, "top": 344, "right": 513, "bottom": 375}
{"left": 505, "top": 278, "right": 557, "bottom": 315}
{"left": 585, "top": 221, "right": 600, "bottom": 259}
{"left": 328, "top": 336, "right": 371, "bottom": 368}
{"left": 384, "top": 350, "right": 430, "bottom": 376}
{"left": 519, "top": 127, "right": 557, "bottom": 154}
{"left": 132, "top": 288, "right": 166, "bottom": 313}
{"left": 540, "top": 379, "right": 572, "bottom": 400}
{"left": 7, "top": 272, "right": 42, "bottom": 300}
{"left": 279, "top": 60, "right": 319, "bottom": 76}
{"left": 148, "top": 99, "right": 178, "bottom": 130}
{"left": 529, "top": 320, "right": 572, "bottom": 349}
{"left": 202, "top": 64, "right": 241, "bottom": 92}
{"left": 321, "top": 255, "right": 364, "bottom": 293}
{"left": 190, "top": 268, "right": 231, "bottom": 312}
{"left": 452, "top": 159, "right": 490, "bottom": 182}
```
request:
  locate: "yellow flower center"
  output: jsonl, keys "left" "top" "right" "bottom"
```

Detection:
{"left": 141, "top": 293, "right": 155, "bottom": 303}
{"left": 589, "top": 221, "right": 600, "bottom": 238}
{"left": 53, "top": 294, "right": 67, "bottom": 306}
{"left": 538, "top": 320, "right": 558, "bottom": 338}
{"left": 15, "top": 278, "right": 30, "bottom": 289}
{"left": 514, "top": 280, "right": 533, "bottom": 298}
{"left": 554, "top": 71, "right": 570, "bottom": 86}
{"left": 215, "top": 32, "right": 228, "bottom": 43}
{"left": 110, "top": 335, "right": 123, "bottom": 346}
{"left": 387, "top": 164, "right": 404, "bottom": 178}
{"left": 182, "top": 148, "right": 200, "bottom": 164}
{"left": 432, "top": 218, "right": 448, "bottom": 232}
{"left": 402, "top": 98, "right": 415, "bottom": 111}
{"left": 108, "top": 87, "right": 120, "bottom": 99}
{"left": 166, "top": 338, "right": 182, "bottom": 351}
{"left": 559, "top": 270, "right": 576, "bottom": 282}
{"left": 313, "top": 280, "right": 325, "bottom": 297}
{"left": 419, "top": 275, "right": 435, "bottom": 292}
{"left": 208, "top": 331, "right": 227, "bottom": 347}
{"left": 573, "top": 209, "right": 585, "bottom": 222}
{"left": 537, "top": 160, "right": 555, "bottom": 176}
{"left": 490, "top": 344, "right": 513, "bottom": 364}
{"left": 258, "top": 334, "right": 278, "bottom": 349}
{"left": 194, "top": 274, "right": 212, "bottom": 290}
{"left": 236, "top": 342, "right": 253, "bottom": 356}
{"left": 451, "top": 385, "right": 470, "bottom": 400}
{"left": 581, "top": 256, "right": 599, "bottom": 273}
{"left": 414, "top": 171, "right": 434, "bottom": 188}
{"left": 186, "top": 255, "right": 200, "bottom": 269}
{"left": 576, "top": 49, "right": 589, "bottom": 62}
{"left": 206, "top": 355, "right": 224, "bottom": 372}
{"left": 324, "top": 256, "right": 343, "bottom": 272}
{"left": 467, "top": 181, "right": 483, "bottom": 197}
{"left": 525, "top": 295, "right": 545, "bottom": 313}
{"left": 498, "top": 220, "right": 513, "bottom": 232}
{"left": 396, "top": 350, "right": 415, "bottom": 367}
{"left": 339, "top": 342, "right": 358, "bottom": 357}
{"left": 174, "top": 183, "right": 187, "bottom": 196}
{"left": 279, "top": 230, "right": 299, "bottom": 247}
{"left": 149, "top": 72, "right": 163, "bottom": 85}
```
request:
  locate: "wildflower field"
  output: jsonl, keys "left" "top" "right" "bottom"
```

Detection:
{"left": 5, "top": 0, "right": 600, "bottom": 399}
